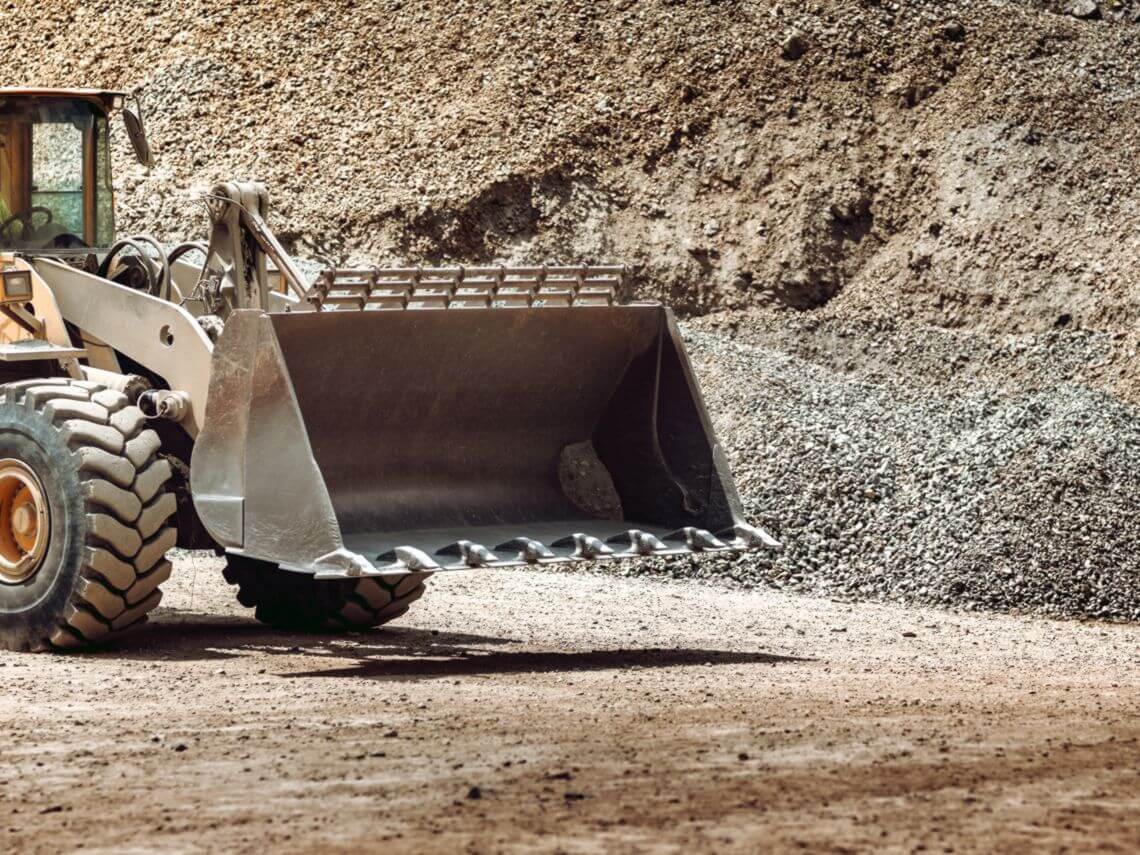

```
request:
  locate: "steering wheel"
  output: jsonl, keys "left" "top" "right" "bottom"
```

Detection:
{"left": 0, "top": 207, "right": 54, "bottom": 240}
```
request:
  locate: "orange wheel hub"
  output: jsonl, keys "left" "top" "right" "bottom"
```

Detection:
{"left": 0, "top": 460, "right": 48, "bottom": 584}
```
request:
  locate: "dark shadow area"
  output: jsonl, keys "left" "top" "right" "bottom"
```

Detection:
{"left": 78, "top": 613, "right": 516, "bottom": 663}
{"left": 75, "top": 612, "right": 807, "bottom": 680}
{"left": 286, "top": 647, "right": 805, "bottom": 681}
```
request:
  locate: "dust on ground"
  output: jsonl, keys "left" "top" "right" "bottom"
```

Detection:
{"left": 1, "top": 553, "right": 1136, "bottom": 853}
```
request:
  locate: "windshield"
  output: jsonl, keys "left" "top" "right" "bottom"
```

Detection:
{"left": 0, "top": 98, "right": 115, "bottom": 250}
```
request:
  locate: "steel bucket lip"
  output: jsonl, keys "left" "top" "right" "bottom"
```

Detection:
{"left": 266, "top": 521, "right": 757, "bottom": 579}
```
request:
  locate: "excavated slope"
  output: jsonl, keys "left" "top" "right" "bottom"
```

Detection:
{"left": 3, "top": 1, "right": 1138, "bottom": 331}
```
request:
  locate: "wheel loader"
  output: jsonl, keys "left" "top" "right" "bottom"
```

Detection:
{"left": 0, "top": 88, "right": 777, "bottom": 651}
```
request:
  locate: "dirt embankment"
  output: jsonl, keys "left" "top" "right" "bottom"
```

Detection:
{"left": 4, "top": 1, "right": 1139, "bottom": 339}
{"left": 2, "top": 1, "right": 1138, "bottom": 617}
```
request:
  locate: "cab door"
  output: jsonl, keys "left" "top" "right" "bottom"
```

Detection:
{"left": 0, "top": 116, "right": 32, "bottom": 231}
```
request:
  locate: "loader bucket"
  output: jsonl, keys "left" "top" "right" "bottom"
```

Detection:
{"left": 191, "top": 304, "right": 776, "bottom": 579}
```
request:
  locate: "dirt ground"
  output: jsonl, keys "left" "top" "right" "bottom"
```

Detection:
{"left": 0, "top": 553, "right": 1135, "bottom": 853}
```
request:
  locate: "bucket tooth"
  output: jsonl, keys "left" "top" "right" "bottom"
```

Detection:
{"left": 607, "top": 529, "right": 668, "bottom": 556}
{"left": 437, "top": 540, "right": 498, "bottom": 567}
{"left": 718, "top": 523, "right": 782, "bottom": 551}
{"left": 308, "top": 547, "right": 374, "bottom": 579}
{"left": 496, "top": 537, "right": 556, "bottom": 563}
{"left": 664, "top": 527, "right": 727, "bottom": 551}
{"left": 552, "top": 533, "right": 615, "bottom": 559}
{"left": 375, "top": 546, "right": 441, "bottom": 572}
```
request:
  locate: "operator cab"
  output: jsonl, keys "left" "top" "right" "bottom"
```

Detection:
{"left": 0, "top": 89, "right": 150, "bottom": 253}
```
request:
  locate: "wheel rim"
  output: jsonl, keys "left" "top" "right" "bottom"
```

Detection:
{"left": 0, "top": 460, "right": 49, "bottom": 584}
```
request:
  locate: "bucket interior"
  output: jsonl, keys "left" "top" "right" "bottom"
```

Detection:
{"left": 268, "top": 306, "right": 737, "bottom": 560}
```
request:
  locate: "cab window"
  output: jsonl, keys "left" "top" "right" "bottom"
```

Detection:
{"left": 30, "top": 120, "right": 85, "bottom": 237}
{"left": 0, "top": 98, "right": 115, "bottom": 250}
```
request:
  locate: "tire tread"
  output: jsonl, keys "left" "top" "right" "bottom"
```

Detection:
{"left": 0, "top": 380, "right": 175, "bottom": 651}
{"left": 224, "top": 556, "right": 429, "bottom": 632}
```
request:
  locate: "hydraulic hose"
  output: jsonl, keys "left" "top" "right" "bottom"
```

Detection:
{"left": 98, "top": 235, "right": 172, "bottom": 300}
{"left": 126, "top": 234, "right": 172, "bottom": 302}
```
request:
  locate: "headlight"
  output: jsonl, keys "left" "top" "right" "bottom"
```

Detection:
{"left": 0, "top": 268, "right": 33, "bottom": 303}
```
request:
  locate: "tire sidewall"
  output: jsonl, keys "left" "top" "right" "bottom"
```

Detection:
{"left": 0, "top": 398, "right": 86, "bottom": 648}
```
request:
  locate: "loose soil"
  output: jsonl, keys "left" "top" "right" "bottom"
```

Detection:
{"left": 1, "top": 554, "right": 1136, "bottom": 853}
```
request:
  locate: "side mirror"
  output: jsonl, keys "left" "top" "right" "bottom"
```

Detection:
{"left": 122, "top": 97, "right": 154, "bottom": 169}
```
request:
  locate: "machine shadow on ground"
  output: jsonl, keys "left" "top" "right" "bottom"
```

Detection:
{"left": 70, "top": 611, "right": 808, "bottom": 679}
{"left": 283, "top": 646, "right": 805, "bottom": 681}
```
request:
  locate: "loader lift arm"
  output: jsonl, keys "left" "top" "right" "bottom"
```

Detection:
{"left": 198, "top": 182, "right": 308, "bottom": 311}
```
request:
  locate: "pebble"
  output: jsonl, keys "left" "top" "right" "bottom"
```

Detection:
{"left": 941, "top": 21, "right": 967, "bottom": 41}
{"left": 1067, "top": 0, "right": 1101, "bottom": 19}
{"left": 780, "top": 34, "right": 807, "bottom": 61}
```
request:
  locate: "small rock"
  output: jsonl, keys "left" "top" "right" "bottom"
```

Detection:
{"left": 466, "top": 786, "right": 482, "bottom": 800}
{"left": 780, "top": 34, "right": 806, "bottom": 61}
{"left": 1067, "top": 0, "right": 1100, "bottom": 19}
{"left": 940, "top": 22, "right": 966, "bottom": 42}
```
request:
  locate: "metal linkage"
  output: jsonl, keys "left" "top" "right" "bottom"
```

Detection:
{"left": 304, "top": 264, "right": 626, "bottom": 311}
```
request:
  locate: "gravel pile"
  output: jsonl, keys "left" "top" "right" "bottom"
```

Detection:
{"left": 627, "top": 313, "right": 1140, "bottom": 620}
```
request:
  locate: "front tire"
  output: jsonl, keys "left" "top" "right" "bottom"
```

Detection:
{"left": 0, "top": 379, "right": 176, "bottom": 651}
{"left": 224, "top": 554, "right": 429, "bottom": 631}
